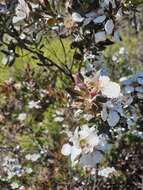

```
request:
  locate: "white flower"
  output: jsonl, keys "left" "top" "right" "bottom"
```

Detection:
{"left": 31, "top": 153, "right": 41, "bottom": 162}
{"left": 54, "top": 116, "right": 64, "bottom": 122}
{"left": 17, "top": 113, "right": 27, "bottom": 121}
{"left": 28, "top": 100, "right": 41, "bottom": 109}
{"left": 112, "top": 55, "right": 118, "bottom": 62}
{"left": 61, "top": 125, "right": 100, "bottom": 165}
{"left": 131, "top": 130, "right": 143, "bottom": 139}
{"left": 105, "top": 19, "right": 114, "bottom": 35}
{"left": 61, "top": 144, "right": 72, "bottom": 156}
{"left": 119, "top": 47, "right": 125, "bottom": 54}
{"left": 13, "top": 0, "right": 30, "bottom": 23}
{"left": 19, "top": 186, "right": 25, "bottom": 190}
{"left": 98, "top": 167, "right": 116, "bottom": 177}
{"left": 95, "top": 31, "right": 106, "bottom": 43}
{"left": 25, "top": 153, "right": 41, "bottom": 162}
{"left": 83, "top": 114, "right": 94, "bottom": 121}
{"left": 19, "top": 33, "right": 26, "bottom": 39}
{"left": 72, "top": 12, "right": 84, "bottom": 23}
{"left": 99, "top": 76, "right": 121, "bottom": 98}
{"left": 11, "top": 182, "right": 19, "bottom": 189}
{"left": 79, "top": 135, "right": 111, "bottom": 168}
{"left": 14, "top": 83, "right": 22, "bottom": 90}
{"left": 25, "top": 154, "right": 31, "bottom": 160}
{"left": 25, "top": 167, "right": 33, "bottom": 174}
{"left": 83, "top": 73, "right": 121, "bottom": 100}
{"left": 74, "top": 109, "right": 83, "bottom": 118}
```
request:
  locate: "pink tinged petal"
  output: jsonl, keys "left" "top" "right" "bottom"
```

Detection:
{"left": 107, "top": 111, "right": 120, "bottom": 127}
{"left": 61, "top": 144, "right": 72, "bottom": 156}
{"left": 77, "top": 82, "right": 87, "bottom": 89}
{"left": 102, "top": 81, "right": 120, "bottom": 98}
{"left": 105, "top": 19, "right": 114, "bottom": 35}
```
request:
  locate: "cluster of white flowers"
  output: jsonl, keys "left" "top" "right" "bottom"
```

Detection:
{"left": 61, "top": 125, "right": 111, "bottom": 167}
{"left": 53, "top": 109, "right": 65, "bottom": 122}
{"left": 112, "top": 47, "right": 127, "bottom": 63}
{"left": 28, "top": 100, "right": 41, "bottom": 109}
{"left": 0, "top": 155, "right": 36, "bottom": 189}
{"left": 2, "top": 156, "right": 23, "bottom": 180}
{"left": 60, "top": 1, "right": 138, "bottom": 173}
{"left": 25, "top": 153, "right": 41, "bottom": 162}
{"left": 17, "top": 113, "right": 27, "bottom": 122}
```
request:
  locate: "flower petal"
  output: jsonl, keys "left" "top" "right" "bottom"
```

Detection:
{"left": 61, "top": 144, "right": 72, "bottom": 156}
{"left": 70, "top": 146, "right": 81, "bottom": 163}
{"left": 102, "top": 81, "right": 120, "bottom": 98}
